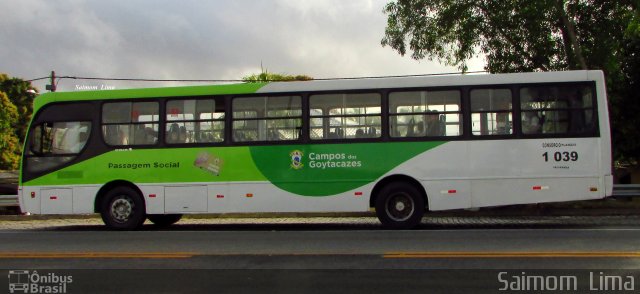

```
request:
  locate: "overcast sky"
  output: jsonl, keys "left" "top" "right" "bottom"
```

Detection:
{"left": 1, "top": 0, "right": 485, "bottom": 92}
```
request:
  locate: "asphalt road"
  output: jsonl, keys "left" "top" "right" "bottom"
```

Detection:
{"left": 1, "top": 219, "right": 640, "bottom": 293}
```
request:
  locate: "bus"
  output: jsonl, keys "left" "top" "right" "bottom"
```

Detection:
{"left": 18, "top": 70, "right": 613, "bottom": 229}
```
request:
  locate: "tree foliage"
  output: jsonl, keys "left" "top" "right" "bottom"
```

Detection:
{"left": 0, "top": 91, "right": 20, "bottom": 170}
{"left": 0, "top": 74, "right": 37, "bottom": 170}
{"left": 242, "top": 68, "right": 313, "bottom": 83}
{"left": 382, "top": 0, "right": 639, "bottom": 163}
{"left": 612, "top": 10, "right": 640, "bottom": 164}
{"left": 0, "top": 74, "right": 36, "bottom": 143}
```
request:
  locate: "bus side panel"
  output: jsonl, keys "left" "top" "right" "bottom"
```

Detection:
{"left": 140, "top": 185, "right": 165, "bottom": 214}
{"left": 165, "top": 185, "right": 208, "bottom": 213}
{"left": 20, "top": 186, "right": 98, "bottom": 214}
{"left": 386, "top": 142, "right": 473, "bottom": 211}
{"left": 389, "top": 138, "right": 604, "bottom": 210}
{"left": 468, "top": 138, "right": 602, "bottom": 207}
{"left": 72, "top": 186, "right": 99, "bottom": 213}
{"left": 214, "top": 181, "right": 371, "bottom": 214}
{"left": 422, "top": 180, "right": 472, "bottom": 211}
{"left": 40, "top": 188, "right": 72, "bottom": 214}
{"left": 206, "top": 183, "right": 229, "bottom": 213}
{"left": 471, "top": 177, "right": 602, "bottom": 207}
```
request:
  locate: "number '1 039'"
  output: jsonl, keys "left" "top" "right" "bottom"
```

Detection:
{"left": 543, "top": 151, "right": 578, "bottom": 162}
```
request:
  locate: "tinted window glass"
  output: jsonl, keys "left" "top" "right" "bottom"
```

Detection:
{"left": 232, "top": 96, "right": 302, "bottom": 142}
{"left": 27, "top": 121, "right": 91, "bottom": 172}
{"left": 520, "top": 85, "right": 595, "bottom": 135}
{"left": 166, "top": 98, "right": 225, "bottom": 144}
{"left": 102, "top": 101, "right": 159, "bottom": 145}
{"left": 309, "top": 93, "right": 381, "bottom": 140}
{"left": 470, "top": 89, "right": 513, "bottom": 135}
{"left": 389, "top": 90, "right": 462, "bottom": 138}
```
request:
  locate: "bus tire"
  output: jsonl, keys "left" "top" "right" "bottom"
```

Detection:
{"left": 147, "top": 214, "right": 182, "bottom": 227}
{"left": 100, "top": 186, "right": 146, "bottom": 230}
{"left": 375, "top": 182, "right": 425, "bottom": 229}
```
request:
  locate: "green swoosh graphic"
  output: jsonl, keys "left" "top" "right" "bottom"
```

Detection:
{"left": 250, "top": 141, "right": 446, "bottom": 196}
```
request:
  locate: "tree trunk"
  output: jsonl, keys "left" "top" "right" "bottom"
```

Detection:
{"left": 557, "top": 0, "right": 588, "bottom": 70}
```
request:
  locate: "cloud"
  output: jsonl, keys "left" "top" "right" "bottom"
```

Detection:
{"left": 1, "top": 0, "right": 123, "bottom": 77}
{"left": 0, "top": 0, "right": 485, "bottom": 91}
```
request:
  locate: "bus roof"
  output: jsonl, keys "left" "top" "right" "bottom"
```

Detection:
{"left": 33, "top": 70, "right": 604, "bottom": 112}
{"left": 33, "top": 82, "right": 268, "bottom": 111}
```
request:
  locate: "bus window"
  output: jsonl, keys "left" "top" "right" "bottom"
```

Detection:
{"left": 389, "top": 90, "right": 461, "bottom": 138}
{"left": 520, "top": 85, "right": 595, "bottom": 135}
{"left": 470, "top": 88, "right": 513, "bottom": 136}
{"left": 309, "top": 108, "right": 325, "bottom": 139}
{"left": 26, "top": 121, "right": 91, "bottom": 172}
{"left": 232, "top": 95, "right": 301, "bottom": 142}
{"left": 309, "top": 93, "right": 381, "bottom": 140}
{"left": 102, "top": 102, "right": 159, "bottom": 146}
{"left": 166, "top": 99, "right": 225, "bottom": 144}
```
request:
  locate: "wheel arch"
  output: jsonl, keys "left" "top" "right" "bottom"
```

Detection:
{"left": 94, "top": 180, "right": 145, "bottom": 213}
{"left": 370, "top": 174, "right": 429, "bottom": 211}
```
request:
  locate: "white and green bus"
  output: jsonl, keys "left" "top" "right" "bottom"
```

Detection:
{"left": 19, "top": 70, "right": 613, "bottom": 229}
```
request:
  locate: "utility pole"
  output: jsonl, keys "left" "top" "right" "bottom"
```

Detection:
{"left": 45, "top": 70, "right": 56, "bottom": 92}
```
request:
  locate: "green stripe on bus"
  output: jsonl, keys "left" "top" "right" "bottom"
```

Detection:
{"left": 23, "top": 141, "right": 446, "bottom": 196}
{"left": 23, "top": 147, "right": 267, "bottom": 186}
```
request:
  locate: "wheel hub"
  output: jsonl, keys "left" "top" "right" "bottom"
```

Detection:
{"left": 111, "top": 197, "right": 133, "bottom": 223}
{"left": 386, "top": 192, "right": 415, "bottom": 222}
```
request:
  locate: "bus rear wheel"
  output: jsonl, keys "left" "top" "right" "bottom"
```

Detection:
{"left": 147, "top": 214, "right": 182, "bottom": 227}
{"left": 100, "top": 186, "right": 146, "bottom": 230}
{"left": 375, "top": 182, "right": 425, "bottom": 229}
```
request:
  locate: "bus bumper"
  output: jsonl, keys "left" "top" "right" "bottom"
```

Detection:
{"left": 605, "top": 175, "right": 614, "bottom": 197}
{"left": 18, "top": 186, "right": 25, "bottom": 213}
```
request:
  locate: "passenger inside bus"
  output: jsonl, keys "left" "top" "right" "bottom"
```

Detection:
{"left": 522, "top": 112, "right": 542, "bottom": 134}
{"left": 119, "top": 128, "right": 128, "bottom": 145}
{"left": 179, "top": 126, "right": 187, "bottom": 143}
{"left": 367, "top": 127, "right": 376, "bottom": 137}
{"left": 425, "top": 111, "right": 440, "bottom": 136}
{"left": 414, "top": 122, "right": 425, "bottom": 136}
{"left": 329, "top": 127, "right": 343, "bottom": 139}
{"left": 268, "top": 129, "right": 279, "bottom": 141}
{"left": 566, "top": 90, "right": 586, "bottom": 132}
{"left": 167, "top": 123, "right": 180, "bottom": 143}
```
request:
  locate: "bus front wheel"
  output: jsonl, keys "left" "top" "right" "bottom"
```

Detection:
{"left": 147, "top": 214, "right": 182, "bottom": 227}
{"left": 375, "top": 182, "right": 425, "bottom": 229}
{"left": 100, "top": 186, "right": 146, "bottom": 230}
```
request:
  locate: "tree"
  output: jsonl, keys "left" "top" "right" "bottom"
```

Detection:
{"left": 382, "top": 0, "right": 633, "bottom": 72}
{"left": 611, "top": 11, "right": 640, "bottom": 164}
{"left": 0, "top": 91, "right": 20, "bottom": 170}
{"left": 242, "top": 67, "right": 312, "bottom": 83}
{"left": 0, "top": 74, "right": 37, "bottom": 170}
{"left": 0, "top": 74, "right": 37, "bottom": 144}
{"left": 381, "top": 0, "right": 639, "bottom": 163}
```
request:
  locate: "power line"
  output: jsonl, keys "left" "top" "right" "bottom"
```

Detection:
{"left": 26, "top": 71, "right": 487, "bottom": 84}
{"left": 26, "top": 76, "right": 50, "bottom": 82}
